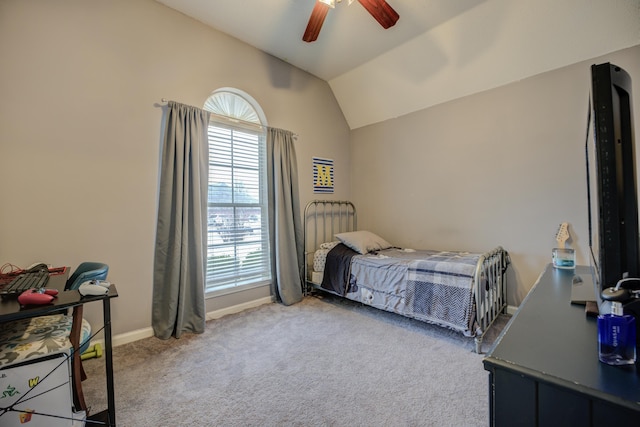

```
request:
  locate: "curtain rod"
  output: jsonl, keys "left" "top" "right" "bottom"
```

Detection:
{"left": 160, "top": 98, "right": 298, "bottom": 139}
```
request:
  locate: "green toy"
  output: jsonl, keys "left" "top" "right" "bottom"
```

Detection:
{"left": 81, "top": 343, "right": 103, "bottom": 360}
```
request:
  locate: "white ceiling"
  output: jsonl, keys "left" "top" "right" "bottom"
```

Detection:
{"left": 155, "top": 0, "right": 484, "bottom": 81}
{"left": 156, "top": 0, "right": 640, "bottom": 129}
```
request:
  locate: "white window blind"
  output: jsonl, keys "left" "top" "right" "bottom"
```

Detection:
{"left": 205, "top": 90, "right": 270, "bottom": 293}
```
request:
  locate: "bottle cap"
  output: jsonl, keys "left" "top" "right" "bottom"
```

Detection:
{"left": 601, "top": 286, "right": 630, "bottom": 301}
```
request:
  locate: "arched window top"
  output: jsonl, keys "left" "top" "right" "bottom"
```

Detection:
{"left": 204, "top": 88, "right": 267, "bottom": 127}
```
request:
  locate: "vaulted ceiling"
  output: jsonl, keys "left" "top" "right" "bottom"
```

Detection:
{"left": 156, "top": 0, "right": 640, "bottom": 129}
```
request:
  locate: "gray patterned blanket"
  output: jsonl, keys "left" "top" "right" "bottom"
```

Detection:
{"left": 344, "top": 249, "right": 481, "bottom": 336}
{"left": 405, "top": 251, "right": 480, "bottom": 334}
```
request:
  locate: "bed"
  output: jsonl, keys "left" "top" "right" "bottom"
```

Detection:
{"left": 303, "top": 200, "right": 510, "bottom": 353}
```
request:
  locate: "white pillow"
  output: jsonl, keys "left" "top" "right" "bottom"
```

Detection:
{"left": 334, "top": 230, "right": 392, "bottom": 255}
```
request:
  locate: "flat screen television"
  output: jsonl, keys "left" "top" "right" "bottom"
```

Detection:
{"left": 587, "top": 62, "right": 640, "bottom": 297}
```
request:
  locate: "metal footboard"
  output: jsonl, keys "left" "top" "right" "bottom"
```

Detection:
{"left": 472, "top": 246, "right": 510, "bottom": 353}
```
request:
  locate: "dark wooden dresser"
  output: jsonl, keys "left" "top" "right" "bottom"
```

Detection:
{"left": 483, "top": 264, "right": 640, "bottom": 426}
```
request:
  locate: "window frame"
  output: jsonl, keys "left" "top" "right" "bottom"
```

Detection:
{"left": 204, "top": 89, "right": 271, "bottom": 297}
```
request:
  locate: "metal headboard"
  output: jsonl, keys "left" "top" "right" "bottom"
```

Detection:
{"left": 303, "top": 200, "right": 357, "bottom": 294}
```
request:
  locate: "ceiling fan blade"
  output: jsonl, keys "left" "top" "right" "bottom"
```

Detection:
{"left": 303, "top": 1, "right": 331, "bottom": 42}
{"left": 357, "top": 0, "right": 399, "bottom": 29}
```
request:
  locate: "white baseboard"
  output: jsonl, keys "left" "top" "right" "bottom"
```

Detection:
{"left": 87, "top": 296, "right": 273, "bottom": 350}
{"left": 506, "top": 304, "right": 518, "bottom": 315}
{"left": 205, "top": 296, "right": 273, "bottom": 321}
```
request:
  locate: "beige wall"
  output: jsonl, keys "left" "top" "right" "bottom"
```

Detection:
{"left": 350, "top": 45, "right": 640, "bottom": 306}
{"left": 0, "top": 0, "right": 350, "bottom": 337}
{"left": 2, "top": 0, "right": 639, "bottom": 340}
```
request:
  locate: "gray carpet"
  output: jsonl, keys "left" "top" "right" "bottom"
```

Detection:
{"left": 82, "top": 294, "right": 509, "bottom": 426}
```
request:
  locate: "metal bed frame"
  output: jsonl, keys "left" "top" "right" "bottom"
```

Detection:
{"left": 303, "top": 200, "right": 509, "bottom": 353}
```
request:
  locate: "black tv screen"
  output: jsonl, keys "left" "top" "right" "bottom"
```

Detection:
{"left": 588, "top": 62, "right": 640, "bottom": 292}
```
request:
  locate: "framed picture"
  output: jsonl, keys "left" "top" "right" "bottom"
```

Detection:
{"left": 313, "top": 157, "right": 334, "bottom": 193}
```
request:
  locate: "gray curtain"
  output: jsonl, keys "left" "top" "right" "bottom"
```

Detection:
{"left": 267, "top": 128, "right": 304, "bottom": 305}
{"left": 152, "top": 101, "right": 210, "bottom": 339}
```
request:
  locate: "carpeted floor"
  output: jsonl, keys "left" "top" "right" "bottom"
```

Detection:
{"left": 82, "top": 294, "right": 510, "bottom": 426}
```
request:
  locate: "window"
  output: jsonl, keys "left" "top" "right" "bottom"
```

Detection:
{"left": 204, "top": 89, "right": 270, "bottom": 294}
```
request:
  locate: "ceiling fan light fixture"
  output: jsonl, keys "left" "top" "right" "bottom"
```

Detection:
{"left": 319, "top": 0, "right": 336, "bottom": 8}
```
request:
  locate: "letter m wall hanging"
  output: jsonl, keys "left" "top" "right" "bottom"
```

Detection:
{"left": 313, "top": 157, "right": 334, "bottom": 193}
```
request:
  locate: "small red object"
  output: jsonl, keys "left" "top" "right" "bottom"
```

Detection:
{"left": 18, "top": 288, "right": 56, "bottom": 305}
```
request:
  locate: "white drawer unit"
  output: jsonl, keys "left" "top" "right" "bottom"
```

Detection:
{"left": 0, "top": 351, "right": 85, "bottom": 427}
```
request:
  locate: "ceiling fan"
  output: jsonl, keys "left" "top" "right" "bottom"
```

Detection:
{"left": 303, "top": 0, "right": 400, "bottom": 42}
